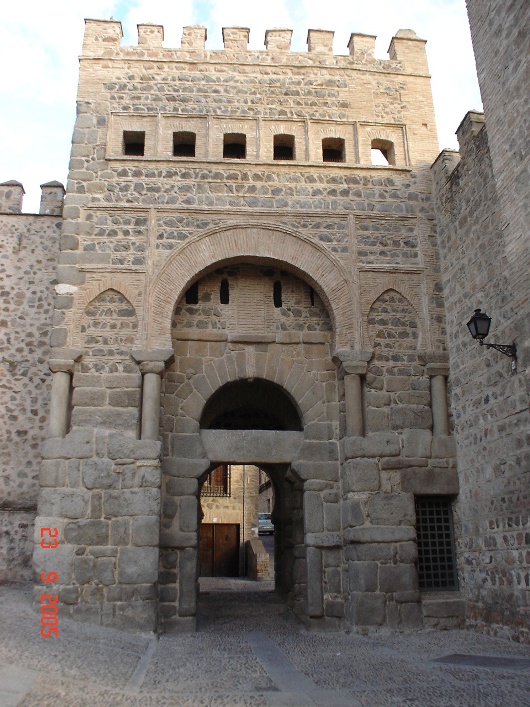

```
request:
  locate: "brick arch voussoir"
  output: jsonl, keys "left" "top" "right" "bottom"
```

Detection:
{"left": 150, "top": 225, "right": 355, "bottom": 350}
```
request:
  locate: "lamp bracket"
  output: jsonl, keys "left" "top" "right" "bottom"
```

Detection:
{"left": 479, "top": 340, "right": 517, "bottom": 359}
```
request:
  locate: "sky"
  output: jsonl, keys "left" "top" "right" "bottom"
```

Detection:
{"left": 0, "top": 0, "right": 482, "bottom": 213}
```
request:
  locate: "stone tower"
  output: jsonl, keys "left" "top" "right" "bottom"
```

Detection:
{"left": 32, "top": 21, "right": 462, "bottom": 632}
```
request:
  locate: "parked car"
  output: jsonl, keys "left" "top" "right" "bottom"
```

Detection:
{"left": 258, "top": 513, "right": 274, "bottom": 535}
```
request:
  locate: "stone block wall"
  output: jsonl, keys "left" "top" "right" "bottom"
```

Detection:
{"left": 0, "top": 186, "right": 62, "bottom": 580}
{"left": 34, "top": 430, "right": 161, "bottom": 630}
{"left": 432, "top": 111, "right": 529, "bottom": 642}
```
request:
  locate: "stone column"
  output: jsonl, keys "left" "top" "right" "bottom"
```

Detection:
{"left": 140, "top": 362, "right": 165, "bottom": 440}
{"left": 133, "top": 348, "right": 173, "bottom": 441}
{"left": 343, "top": 361, "right": 368, "bottom": 436}
{"left": 48, "top": 359, "right": 75, "bottom": 438}
{"left": 426, "top": 363, "right": 450, "bottom": 436}
{"left": 332, "top": 350, "right": 373, "bottom": 437}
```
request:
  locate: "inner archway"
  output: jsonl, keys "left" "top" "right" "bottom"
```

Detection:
{"left": 197, "top": 378, "right": 305, "bottom": 612}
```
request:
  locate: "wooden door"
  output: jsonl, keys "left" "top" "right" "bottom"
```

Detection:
{"left": 199, "top": 523, "right": 240, "bottom": 577}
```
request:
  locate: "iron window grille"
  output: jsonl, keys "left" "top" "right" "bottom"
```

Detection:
{"left": 202, "top": 465, "right": 231, "bottom": 497}
{"left": 415, "top": 496, "right": 458, "bottom": 591}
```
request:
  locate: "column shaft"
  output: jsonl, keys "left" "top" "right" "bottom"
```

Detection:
{"left": 48, "top": 370, "right": 71, "bottom": 438}
{"left": 344, "top": 373, "right": 364, "bottom": 436}
{"left": 141, "top": 371, "right": 162, "bottom": 440}
{"left": 431, "top": 374, "right": 449, "bottom": 436}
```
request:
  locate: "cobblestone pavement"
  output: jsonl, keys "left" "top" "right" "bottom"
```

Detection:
{"left": 0, "top": 581, "right": 529, "bottom": 706}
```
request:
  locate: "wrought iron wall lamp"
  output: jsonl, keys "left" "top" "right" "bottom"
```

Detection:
{"left": 466, "top": 308, "right": 517, "bottom": 374}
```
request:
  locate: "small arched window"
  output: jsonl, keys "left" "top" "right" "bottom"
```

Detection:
{"left": 273, "top": 281, "right": 282, "bottom": 308}
{"left": 309, "top": 287, "right": 315, "bottom": 306}
{"left": 220, "top": 279, "right": 229, "bottom": 304}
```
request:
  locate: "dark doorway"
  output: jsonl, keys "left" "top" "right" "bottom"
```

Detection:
{"left": 200, "top": 523, "right": 240, "bottom": 577}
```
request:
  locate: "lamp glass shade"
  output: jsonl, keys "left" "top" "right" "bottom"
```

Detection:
{"left": 467, "top": 308, "right": 491, "bottom": 340}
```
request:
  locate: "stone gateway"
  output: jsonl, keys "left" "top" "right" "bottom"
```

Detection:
{"left": 1, "top": 1, "right": 528, "bottom": 643}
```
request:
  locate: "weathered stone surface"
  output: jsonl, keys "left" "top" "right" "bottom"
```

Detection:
{"left": 344, "top": 433, "right": 400, "bottom": 459}
{"left": 306, "top": 546, "right": 324, "bottom": 617}
{"left": 163, "top": 458, "right": 210, "bottom": 478}
{"left": 379, "top": 564, "right": 418, "bottom": 592}
{"left": 107, "top": 435, "right": 161, "bottom": 460}
{"left": 344, "top": 526, "right": 416, "bottom": 544}
{"left": 42, "top": 429, "right": 94, "bottom": 460}
{"left": 402, "top": 429, "right": 432, "bottom": 458}
{"left": 39, "top": 489, "right": 90, "bottom": 519}
{"left": 343, "top": 459, "right": 380, "bottom": 492}
{"left": 341, "top": 500, "right": 365, "bottom": 528}
{"left": 118, "top": 547, "right": 159, "bottom": 583}
{"left": 350, "top": 592, "right": 386, "bottom": 625}
{"left": 421, "top": 596, "right": 466, "bottom": 618}
{"left": 39, "top": 460, "right": 67, "bottom": 488}
{"left": 64, "top": 520, "right": 109, "bottom": 545}
{"left": 304, "top": 492, "right": 324, "bottom": 534}
{"left": 82, "top": 459, "right": 117, "bottom": 490}
{"left": 34, "top": 544, "right": 74, "bottom": 584}
{"left": 367, "top": 493, "right": 415, "bottom": 526}
{"left": 400, "top": 467, "right": 459, "bottom": 495}
{"left": 431, "top": 435, "right": 456, "bottom": 458}
{"left": 390, "top": 405, "right": 432, "bottom": 431}
{"left": 200, "top": 430, "right": 303, "bottom": 463}
{"left": 103, "top": 489, "right": 160, "bottom": 517}
{"left": 305, "top": 533, "right": 342, "bottom": 547}
{"left": 131, "top": 516, "right": 159, "bottom": 546}
{"left": 349, "top": 561, "right": 378, "bottom": 592}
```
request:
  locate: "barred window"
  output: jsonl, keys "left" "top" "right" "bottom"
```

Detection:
{"left": 202, "top": 465, "right": 231, "bottom": 497}
{"left": 415, "top": 496, "right": 458, "bottom": 590}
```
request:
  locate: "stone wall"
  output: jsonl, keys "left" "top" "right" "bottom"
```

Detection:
{"left": 432, "top": 112, "right": 529, "bottom": 642}
{"left": 34, "top": 430, "right": 161, "bottom": 630}
{"left": 0, "top": 188, "right": 62, "bottom": 580}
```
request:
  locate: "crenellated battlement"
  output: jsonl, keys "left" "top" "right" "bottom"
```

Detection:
{"left": 81, "top": 19, "right": 429, "bottom": 74}
{"left": 0, "top": 180, "right": 64, "bottom": 215}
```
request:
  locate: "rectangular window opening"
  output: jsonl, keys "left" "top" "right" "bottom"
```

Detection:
{"left": 123, "top": 130, "right": 145, "bottom": 156}
{"left": 223, "top": 133, "right": 246, "bottom": 159}
{"left": 173, "top": 131, "right": 196, "bottom": 157}
{"left": 415, "top": 496, "right": 458, "bottom": 591}
{"left": 274, "top": 134, "right": 295, "bottom": 160}
{"left": 322, "top": 137, "right": 345, "bottom": 163}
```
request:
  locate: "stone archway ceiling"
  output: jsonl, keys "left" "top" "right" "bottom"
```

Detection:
{"left": 200, "top": 379, "right": 302, "bottom": 432}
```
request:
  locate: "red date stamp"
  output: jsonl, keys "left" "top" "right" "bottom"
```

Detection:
{"left": 40, "top": 527, "right": 59, "bottom": 638}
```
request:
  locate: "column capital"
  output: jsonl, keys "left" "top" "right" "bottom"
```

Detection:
{"left": 132, "top": 348, "right": 174, "bottom": 364}
{"left": 50, "top": 348, "right": 83, "bottom": 362}
{"left": 140, "top": 361, "right": 166, "bottom": 375}
{"left": 332, "top": 349, "right": 372, "bottom": 376}
{"left": 342, "top": 361, "right": 368, "bottom": 376}
{"left": 49, "top": 359, "right": 77, "bottom": 374}
{"left": 426, "top": 363, "right": 450, "bottom": 377}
